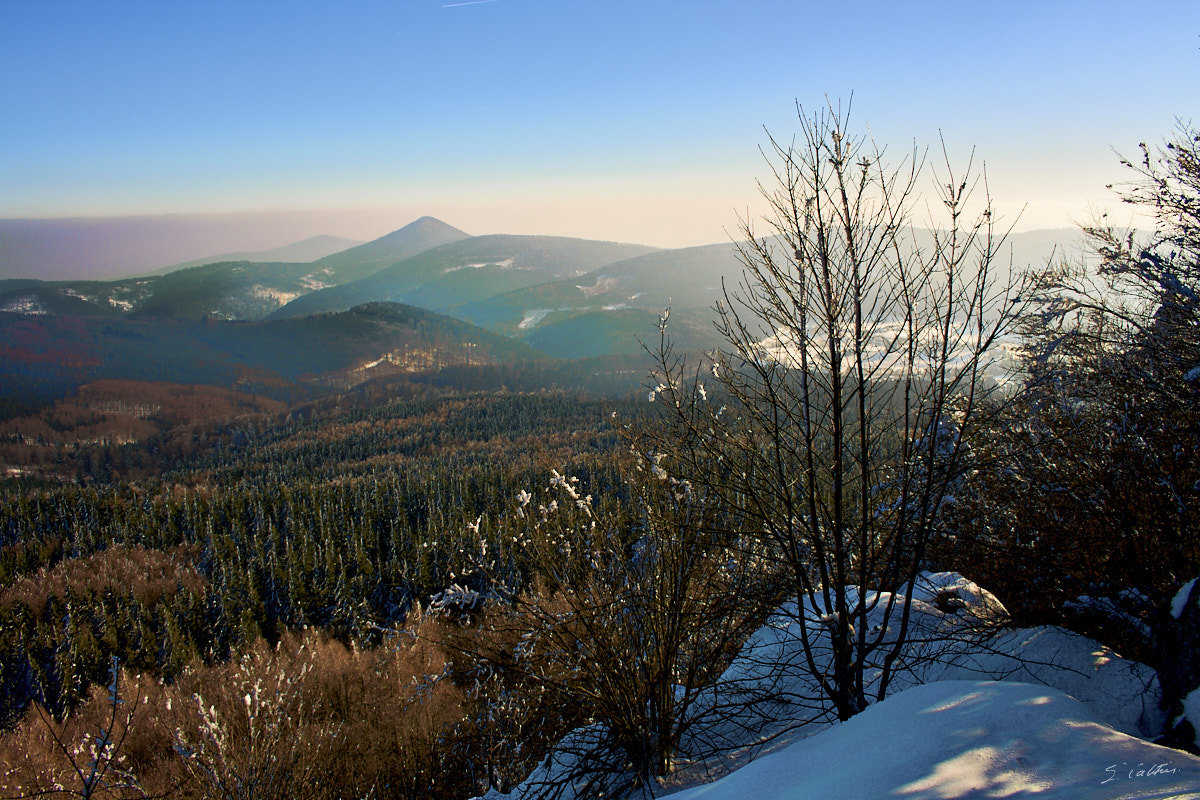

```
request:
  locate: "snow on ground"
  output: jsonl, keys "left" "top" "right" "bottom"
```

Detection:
{"left": 301, "top": 269, "right": 333, "bottom": 290}
{"left": 923, "top": 625, "right": 1164, "bottom": 737}
{"left": 0, "top": 295, "right": 46, "bottom": 314}
{"left": 519, "top": 309, "right": 554, "bottom": 330}
{"left": 1172, "top": 578, "right": 1198, "bottom": 619}
{"left": 445, "top": 257, "right": 517, "bottom": 273}
{"left": 478, "top": 573, "right": 1194, "bottom": 799}
{"left": 577, "top": 276, "right": 622, "bottom": 298}
{"left": 249, "top": 284, "right": 300, "bottom": 305}
{"left": 668, "top": 680, "right": 1200, "bottom": 800}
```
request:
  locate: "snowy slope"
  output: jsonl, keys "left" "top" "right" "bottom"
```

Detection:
{"left": 668, "top": 681, "right": 1200, "bottom": 800}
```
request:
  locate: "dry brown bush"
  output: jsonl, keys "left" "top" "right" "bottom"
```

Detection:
{"left": 0, "top": 617, "right": 502, "bottom": 800}
{"left": 0, "top": 659, "right": 164, "bottom": 799}
{"left": 0, "top": 546, "right": 206, "bottom": 617}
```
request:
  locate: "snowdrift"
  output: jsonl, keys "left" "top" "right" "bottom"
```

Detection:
{"left": 669, "top": 680, "right": 1200, "bottom": 800}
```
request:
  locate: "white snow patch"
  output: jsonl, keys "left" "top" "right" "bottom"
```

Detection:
{"left": 928, "top": 625, "right": 1164, "bottom": 737}
{"left": 249, "top": 285, "right": 299, "bottom": 305}
{"left": 1173, "top": 577, "right": 1199, "bottom": 619}
{"left": 357, "top": 352, "right": 407, "bottom": 371}
{"left": 445, "top": 257, "right": 516, "bottom": 273}
{"left": 1, "top": 296, "right": 46, "bottom": 314}
{"left": 429, "top": 583, "right": 484, "bottom": 613}
{"left": 519, "top": 309, "right": 553, "bottom": 330}
{"left": 577, "top": 276, "right": 621, "bottom": 298}
{"left": 908, "top": 571, "right": 1005, "bottom": 614}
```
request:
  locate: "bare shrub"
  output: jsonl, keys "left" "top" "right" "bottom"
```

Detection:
{"left": 0, "top": 657, "right": 155, "bottom": 800}
{"left": 436, "top": 462, "right": 776, "bottom": 798}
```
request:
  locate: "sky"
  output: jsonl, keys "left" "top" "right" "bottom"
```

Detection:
{"left": 2, "top": 0, "right": 1199, "bottom": 262}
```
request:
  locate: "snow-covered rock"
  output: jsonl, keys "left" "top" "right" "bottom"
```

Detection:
{"left": 924, "top": 626, "right": 1164, "bottom": 737}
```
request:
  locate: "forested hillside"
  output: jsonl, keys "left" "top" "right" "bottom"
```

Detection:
{"left": 0, "top": 302, "right": 545, "bottom": 419}
{"left": 0, "top": 373, "right": 663, "bottom": 794}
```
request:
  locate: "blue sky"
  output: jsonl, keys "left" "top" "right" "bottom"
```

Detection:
{"left": 2, "top": 0, "right": 1198, "bottom": 249}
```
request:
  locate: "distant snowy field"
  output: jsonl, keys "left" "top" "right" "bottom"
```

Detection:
{"left": 479, "top": 573, "right": 1200, "bottom": 800}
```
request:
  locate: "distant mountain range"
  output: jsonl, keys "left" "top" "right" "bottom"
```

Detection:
{"left": 270, "top": 233, "right": 658, "bottom": 319}
{"left": 1, "top": 212, "right": 397, "bottom": 281}
{"left": 0, "top": 215, "right": 1081, "bottom": 414}
{"left": 0, "top": 217, "right": 471, "bottom": 321}
{"left": 144, "top": 234, "right": 366, "bottom": 276}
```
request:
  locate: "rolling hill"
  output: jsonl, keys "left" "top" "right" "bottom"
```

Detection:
{"left": 456, "top": 228, "right": 1080, "bottom": 357}
{"left": 521, "top": 308, "right": 722, "bottom": 359}
{"left": 0, "top": 217, "right": 476, "bottom": 322}
{"left": 1, "top": 222, "right": 1078, "bottom": 370}
{"left": 0, "top": 278, "right": 133, "bottom": 318}
{"left": 454, "top": 242, "right": 741, "bottom": 336}
{"left": 2, "top": 263, "right": 330, "bottom": 322}
{"left": 147, "top": 234, "right": 364, "bottom": 275}
{"left": 271, "top": 234, "right": 658, "bottom": 319}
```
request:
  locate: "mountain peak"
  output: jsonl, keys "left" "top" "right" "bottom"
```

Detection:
{"left": 313, "top": 217, "right": 471, "bottom": 275}
{"left": 377, "top": 216, "right": 468, "bottom": 243}
{"left": 411, "top": 215, "right": 461, "bottom": 230}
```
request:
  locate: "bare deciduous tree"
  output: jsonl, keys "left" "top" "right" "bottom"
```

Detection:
{"left": 646, "top": 101, "right": 1024, "bottom": 723}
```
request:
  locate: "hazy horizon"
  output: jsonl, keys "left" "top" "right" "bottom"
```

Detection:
{"left": 1, "top": 210, "right": 414, "bottom": 281}
{"left": 3, "top": 1, "right": 1198, "bottom": 278}
{"left": 0, "top": 210, "right": 1087, "bottom": 283}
